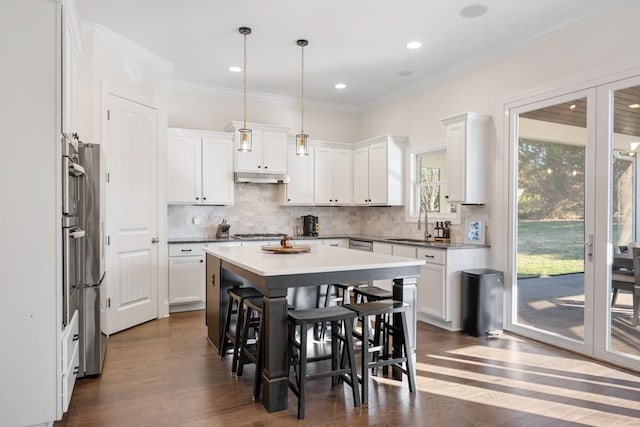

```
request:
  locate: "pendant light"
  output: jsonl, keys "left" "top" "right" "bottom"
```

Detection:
{"left": 296, "top": 39, "right": 309, "bottom": 156}
{"left": 238, "top": 27, "right": 252, "bottom": 152}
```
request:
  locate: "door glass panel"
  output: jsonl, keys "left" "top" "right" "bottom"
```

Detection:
{"left": 609, "top": 85, "right": 640, "bottom": 357}
{"left": 516, "top": 98, "right": 587, "bottom": 342}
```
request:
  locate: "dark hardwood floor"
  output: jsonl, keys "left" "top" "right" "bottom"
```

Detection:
{"left": 56, "top": 311, "right": 640, "bottom": 426}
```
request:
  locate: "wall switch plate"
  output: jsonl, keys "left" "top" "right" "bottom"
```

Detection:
{"left": 192, "top": 216, "right": 200, "bottom": 225}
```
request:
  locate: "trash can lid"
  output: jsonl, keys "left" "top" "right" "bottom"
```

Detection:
{"left": 462, "top": 268, "right": 503, "bottom": 276}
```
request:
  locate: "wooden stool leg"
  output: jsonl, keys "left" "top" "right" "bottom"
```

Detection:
{"left": 343, "top": 317, "right": 361, "bottom": 407}
{"left": 220, "top": 296, "right": 235, "bottom": 357}
{"left": 360, "top": 313, "right": 370, "bottom": 405}
{"left": 297, "top": 323, "right": 308, "bottom": 419}
{"left": 400, "top": 311, "right": 416, "bottom": 393}
{"left": 231, "top": 300, "right": 245, "bottom": 374}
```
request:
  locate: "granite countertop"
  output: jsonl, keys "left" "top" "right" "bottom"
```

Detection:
{"left": 168, "top": 234, "right": 488, "bottom": 250}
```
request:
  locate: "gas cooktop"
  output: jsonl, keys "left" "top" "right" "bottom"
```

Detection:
{"left": 232, "top": 233, "right": 287, "bottom": 239}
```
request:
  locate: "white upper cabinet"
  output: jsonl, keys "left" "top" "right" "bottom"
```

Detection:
{"left": 441, "top": 112, "right": 490, "bottom": 204}
{"left": 314, "top": 145, "right": 353, "bottom": 206}
{"left": 167, "top": 128, "right": 234, "bottom": 205}
{"left": 353, "top": 136, "right": 406, "bottom": 206}
{"left": 284, "top": 141, "right": 314, "bottom": 205}
{"left": 61, "top": 0, "right": 82, "bottom": 139}
{"left": 226, "top": 122, "right": 288, "bottom": 173}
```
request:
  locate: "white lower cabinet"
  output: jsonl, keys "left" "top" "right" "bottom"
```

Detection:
{"left": 168, "top": 242, "right": 240, "bottom": 312}
{"left": 61, "top": 310, "right": 79, "bottom": 412}
{"left": 416, "top": 247, "right": 488, "bottom": 331}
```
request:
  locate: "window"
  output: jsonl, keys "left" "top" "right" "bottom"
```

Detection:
{"left": 408, "top": 148, "right": 460, "bottom": 223}
{"left": 612, "top": 151, "right": 637, "bottom": 246}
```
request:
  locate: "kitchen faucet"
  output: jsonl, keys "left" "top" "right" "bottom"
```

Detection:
{"left": 417, "top": 201, "right": 432, "bottom": 241}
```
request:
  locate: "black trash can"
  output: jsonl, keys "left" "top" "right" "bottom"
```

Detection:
{"left": 461, "top": 269, "right": 504, "bottom": 337}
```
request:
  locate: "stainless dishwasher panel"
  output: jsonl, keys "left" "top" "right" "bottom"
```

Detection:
{"left": 349, "top": 239, "right": 373, "bottom": 252}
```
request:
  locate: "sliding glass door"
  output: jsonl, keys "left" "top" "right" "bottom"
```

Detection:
{"left": 509, "top": 76, "right": 640, "bottom": 370}
{"left": 510, "top": 90, "right": 595, "bottom": 354}
{"left": 595, "top": 77, "right": 640, "bottom": 366}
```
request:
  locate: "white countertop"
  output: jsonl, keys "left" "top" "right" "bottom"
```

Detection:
{"left": 204, "top": 244, "right": 425, "bottom": 277}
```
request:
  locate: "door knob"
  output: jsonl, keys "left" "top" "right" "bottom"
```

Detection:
{"left": 151, "top": 237, "right": 159, "bottom": 244}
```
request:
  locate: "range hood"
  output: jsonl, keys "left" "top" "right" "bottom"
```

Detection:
{"left": 234, "top": 171, "right": 290, "bottom": 184}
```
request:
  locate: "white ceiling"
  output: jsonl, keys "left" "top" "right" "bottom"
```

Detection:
{"left": 78, "top": 0, "right": 637, "bottom": 109}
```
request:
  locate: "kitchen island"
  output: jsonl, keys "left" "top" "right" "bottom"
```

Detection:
{"left": 204, "top": 244, "right": 424, "bottom": 413}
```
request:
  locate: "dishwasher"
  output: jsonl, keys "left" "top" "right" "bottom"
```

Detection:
{"left": 348, "top": 239, "right": 373, "bottom": 252}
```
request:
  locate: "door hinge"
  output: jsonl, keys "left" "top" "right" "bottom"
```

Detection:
{"left": 107, "top": 235, "right": 111, "bottom": 246}
{"left": 107, "top": 298, "right": 111, "bottom": 308}
{"left": 106, "top": 172, "right": 110, "bottom": 183}
{"left": 107, "top": 110, "right": 110, "bottom": 120}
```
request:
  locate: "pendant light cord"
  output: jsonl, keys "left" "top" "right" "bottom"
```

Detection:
{"left": 300, "top": 43, "right": 305, "bottom": 134}
{"left": 243, "top": 31, "right": 248, "bottom": 130}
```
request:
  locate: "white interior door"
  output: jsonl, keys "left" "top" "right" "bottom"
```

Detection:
{"left": 105, "top": 93, "right": 159, "bottom": 334}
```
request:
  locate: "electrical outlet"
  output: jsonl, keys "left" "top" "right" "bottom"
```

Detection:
{"left": 192, "top": 216, "right": 200, "bottom": 225}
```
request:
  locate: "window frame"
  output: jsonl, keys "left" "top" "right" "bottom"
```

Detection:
{"left": 406, "top": 145, "right": 461, "bottom": 224}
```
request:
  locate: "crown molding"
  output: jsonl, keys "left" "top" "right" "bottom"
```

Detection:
{"left": 170, "top": 80, "right": 360, "bottom": 114}
{"left": 81, "top": 22, "right": 175, "bottom": 73}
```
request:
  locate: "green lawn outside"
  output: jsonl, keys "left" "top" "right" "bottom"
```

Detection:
{"left": 517, "top": 220, "right": 585, "bottom": 278}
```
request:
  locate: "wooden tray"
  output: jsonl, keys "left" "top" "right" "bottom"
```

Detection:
{"left": 261, "top": 245, "right": 311, "bottom": 254}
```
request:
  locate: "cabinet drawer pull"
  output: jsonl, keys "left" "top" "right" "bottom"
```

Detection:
{"left": 181, "top": 249, "right": 192, "bottom": 252}
{"left": 424, "top": 254, "right": 435, "bottom": 258}
{"left": 330, "top": 244, "right": 338, "bottom": 247}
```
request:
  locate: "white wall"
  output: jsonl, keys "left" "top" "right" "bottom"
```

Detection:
{"left": 168, "top": 82, "right": 360, "bottom": 143}
{"left": 358, "top": 4, "right": 640, "bottom": 271}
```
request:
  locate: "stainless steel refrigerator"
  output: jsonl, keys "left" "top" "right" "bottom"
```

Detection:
{"left": 78, "top": 142, "right": 107, "bottom": 376}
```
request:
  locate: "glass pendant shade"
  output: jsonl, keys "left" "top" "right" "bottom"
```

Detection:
{"left": 238, "top": 128, "right": 252, "bottom": 152}
{"left": 296, "top": 133, "right": 309, "bottom": 156}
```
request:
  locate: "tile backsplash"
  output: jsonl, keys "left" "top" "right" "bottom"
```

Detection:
{"left": 167, "top": 184, "right": 489, "bottom": 243}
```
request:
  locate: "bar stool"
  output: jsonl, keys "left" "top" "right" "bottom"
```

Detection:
{"left": 352, "top": 286, "right": 393, "bottom": 360}
{"left": 288, "top": 306, "right": 361, "bottom": 419}
{"left": 344, "top": 299, "right": 416, "bottom": 404}
{"left": 314, "top": 282, "right": 366, "bottom": 340}
{"left": 220, "top": 286, "right": 263, "bottom": 374}
{"left": 236, "top": 296, "right": 264, "bottom": 401}
{"left": 353, "top": 285, "right": 393, "bottom": 303}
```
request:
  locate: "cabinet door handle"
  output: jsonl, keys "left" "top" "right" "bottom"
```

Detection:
{"left": 203, "top": 197, "right": 207, "bottom": 201}
{"left": 287, "top": 198, "right": 291, "bottom": 202}
{"left": 258, "top": 165, "right": 261, "bottom": 168}
{"left": 444, "top": 195, "right": 449, "bottom": 199}
{"left": 195, "top": 197, "right": 200, "bottom": 200}
{"left": 199, "top": 259, "right": 203, "bottom": 263}
{"left": 264, "top": 165, "right": 268, "bottom": 169}
{"left": 211, "top": 273, "right": 216, "bottom": 287}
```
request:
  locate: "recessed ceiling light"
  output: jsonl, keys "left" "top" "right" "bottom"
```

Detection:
{"left": 334, "top": 83, "right": 347, "bottom": 89}
{"left": 569, "top": 104, "right": 576, "bottom": 110}
{"left": 406, "top": 41, "right": 422, "bottom": 50}
{"left": 398, "top": 70, "right": 413, "bottom": 77}
{"left": 629, "top": 103, "right": 640, "bottom": 109}
{"left": 229, "top": 66, "right": 242, "bottom": 73}
{"left": 459, "top": 4, "right": 488, "bottom": 18}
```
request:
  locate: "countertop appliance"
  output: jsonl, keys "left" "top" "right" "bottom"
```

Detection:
{"left": 78, "top": 142, "right": 107, "bottom": 377}
{"left": 348, "top": 239, "right": 373, "bottom": 252}
{"left": 62, "top": 134, "right": 84, "bottom": 327}
{"left": 302, "top": 215, "right": 319, "bottom": 237}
